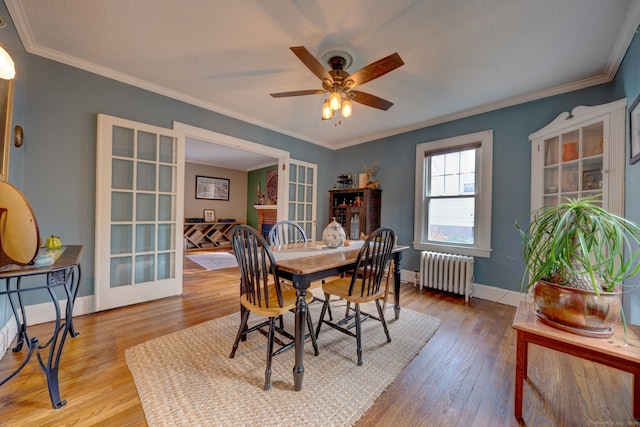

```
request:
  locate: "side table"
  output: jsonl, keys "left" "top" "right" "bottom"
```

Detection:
{"left": 0, "top": 245, "right": 83, "bottom": 409}
{"left": 512, "top": 301, "right": 640, "bottom": 422}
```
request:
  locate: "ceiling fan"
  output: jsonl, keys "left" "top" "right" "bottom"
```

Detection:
{"left": 270, "top": 46, "right": 404, "bottom": 119}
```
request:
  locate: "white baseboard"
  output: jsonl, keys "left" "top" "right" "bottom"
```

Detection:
{"left": 0, "top": 295, "right": 94, "bottom": 361}
{"left": 400, "top": 268, "right": 527, "bottom": 307}
{"left": 472, "top": 283, "right": 528, "bottom": 307}
{"left": 20, "top": 295, "right": 94, "bottom": 325}
{"left": 0, "top": 314, "right": 18, "bottom": 359}
{"left": 400, "top": 269, "right": 421, "bottom": 284}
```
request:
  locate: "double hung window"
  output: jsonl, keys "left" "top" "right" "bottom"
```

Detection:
{"left": 413, "top": 130, "right": 493, "bottom": 257}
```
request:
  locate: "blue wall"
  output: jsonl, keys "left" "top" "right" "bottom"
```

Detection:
{"left": 16, "top": 56, "right": 333, "bottom": 301}
{"left": 2, "top": 0, "right": 640, "bottom": 323}
{"left": 333, "top": 84, "right": 616, "bottom": 292}
{"left": 612, "top": 32, "right": 640, "bottom": 322}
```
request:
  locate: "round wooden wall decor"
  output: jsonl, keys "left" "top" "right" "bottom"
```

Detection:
{"left": 0, "top": 181, "right": 40, "bottom": 266}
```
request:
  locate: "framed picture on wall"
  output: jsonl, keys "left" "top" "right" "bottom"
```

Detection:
{"left": 203, "top": 209, "right": 216, "bottom": 222}
{"left": 196, "top": 175, "right": 230, "bottom": 200}
{"left": 0, "top": 79, "right": 14, "bottom": 182}
{"left": 630, "top": 94, "right": 640, "bottom": 165}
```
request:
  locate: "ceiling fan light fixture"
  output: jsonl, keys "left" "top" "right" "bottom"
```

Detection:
{"left": 329, "top": 89, "right": 341, "bottom": 111}
{"left": 322, "top": 99, "right": 333, "bottom": 120}
{"left": 341, "top": 98, "right": 352, "bottom": 118}
{"left": 273, "top": 46, "right": 404, "bottom": 121}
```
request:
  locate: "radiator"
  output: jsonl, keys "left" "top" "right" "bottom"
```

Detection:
{"left": 420, "top": 251, "right": 475, "bottom": 302}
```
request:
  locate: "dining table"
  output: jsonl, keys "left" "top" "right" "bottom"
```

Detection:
{"left": 271, "top": 239, "right": 409, "bottom": 391}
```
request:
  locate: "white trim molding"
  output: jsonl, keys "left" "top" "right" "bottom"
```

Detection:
{"left": 400, "top": 268, "right": 526, "bottom": 307}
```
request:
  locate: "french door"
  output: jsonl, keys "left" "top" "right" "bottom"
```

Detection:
{"left": 94, "top": 114, "right": 184, "bottom": 311}
{"left": 284, "top": 159, "right": 317, "bottom": 240}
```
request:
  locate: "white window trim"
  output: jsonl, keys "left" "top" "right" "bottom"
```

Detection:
{"left": 413, "top": 130, "right": 493, "bottom": 258}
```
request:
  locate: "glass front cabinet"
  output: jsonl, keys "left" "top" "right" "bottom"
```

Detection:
{"left": 528, "top": 99, "right": 627, "bottom": 216}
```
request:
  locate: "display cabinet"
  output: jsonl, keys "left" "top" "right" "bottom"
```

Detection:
{"left": 329, "top": 188, "right": 381, "bottom": 239}
{"left": 528, "top": 99, "right": 626, "bottom": 216}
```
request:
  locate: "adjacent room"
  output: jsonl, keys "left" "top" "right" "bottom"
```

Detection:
{"left": 2, "top": 1, "right": 640, "bottom": 425}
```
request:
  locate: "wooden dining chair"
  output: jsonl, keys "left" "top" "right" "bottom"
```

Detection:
{"left": 381, "top": 259, "right": 394, "bottom": 312}
{"left": 229, "top": 225, "right": 319, "bottom": 390}
{"left": 268, "top": 220, "right": 307, "bottom": 245}
{"left": 268, "top": 220, "right": 332, "bottom": 320}
{"left": 315, "top": 227, "right": 396, "bottom": 366}
{"left": 358, "top": 232, "right": 395, "bottom": 313}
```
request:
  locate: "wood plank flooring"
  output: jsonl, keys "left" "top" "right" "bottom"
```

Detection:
{"left": 0, "top": 258, "right": 637, "bottom": 426}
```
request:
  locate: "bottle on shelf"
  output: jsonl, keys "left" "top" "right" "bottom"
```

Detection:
{"left": 350, "top": 213, "right": 360, "bottom": 240}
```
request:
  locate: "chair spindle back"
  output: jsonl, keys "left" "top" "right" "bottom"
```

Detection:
{"left": 268, "top": 220, "right": 308, "bottom": 245}
{"left": 231, "top": 225, "right": 283, "bottom": 308}
{"left": 348, "top": 227, "right": 396, "bottom": 298}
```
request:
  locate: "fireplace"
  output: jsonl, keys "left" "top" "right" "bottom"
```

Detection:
{"left": 255, "top": 205, "right": 277, "bottom": 240}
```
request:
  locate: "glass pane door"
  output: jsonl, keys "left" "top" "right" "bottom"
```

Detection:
{"left": 286, "top": 159, "right": 317, "bottom": 240}
{"left": 95, "top": 114, "right": 184, "bottom": 311}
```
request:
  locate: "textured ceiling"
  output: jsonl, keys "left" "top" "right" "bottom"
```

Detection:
{"left": 5, "top": 0, "right": 640, "bottom": 161}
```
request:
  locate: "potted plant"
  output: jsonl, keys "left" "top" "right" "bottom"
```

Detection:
{"left": 516, "top": 195, "right": 640, "bottom": 338}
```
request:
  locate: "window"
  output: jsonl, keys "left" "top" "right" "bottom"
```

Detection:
{"left": 413, "top": 130, "right": 493, "bottom": 258}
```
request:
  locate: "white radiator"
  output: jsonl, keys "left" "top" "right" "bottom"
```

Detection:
{"left": 420, "top": 251, "right": 474, "bottom": 302}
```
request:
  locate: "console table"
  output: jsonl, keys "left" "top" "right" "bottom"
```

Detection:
{"left": 183, "top": 222, "right": 240, "bottom": 251}
{"left": 512, "top": 301, "right": 640, "bottom": 422}
{"left": 0, "top": 245, "right": 83, "bottom": 409}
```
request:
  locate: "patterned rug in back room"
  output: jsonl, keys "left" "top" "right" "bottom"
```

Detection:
{"left": 186, "top": 251, "right": 238, "bottom": 270}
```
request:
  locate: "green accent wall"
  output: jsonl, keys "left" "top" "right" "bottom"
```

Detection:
{"left": 246, "top": 165, "right": 278, "bottom": 229}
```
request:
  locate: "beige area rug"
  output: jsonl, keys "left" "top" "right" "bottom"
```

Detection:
{"left": 125, "top": 298, "right": 441, "bottom": 426}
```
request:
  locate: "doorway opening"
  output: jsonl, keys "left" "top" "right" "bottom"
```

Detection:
{"left": 173, "top": 122, "right": 290, "bottom": 278}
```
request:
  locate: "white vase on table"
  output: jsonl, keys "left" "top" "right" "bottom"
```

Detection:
{"left": 322, "top": 218, "right": 346, "bottom": 248}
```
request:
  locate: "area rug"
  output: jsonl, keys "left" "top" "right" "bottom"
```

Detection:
{"left": 125, "top": 300, "right": 441, "bottom": 426}
{"left": 186, "top": 251, "right": 238, "bottom": 270}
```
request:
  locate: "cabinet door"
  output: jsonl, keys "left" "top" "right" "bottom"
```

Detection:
{"left": 530, "top": 99, "right": 626, "bottom": 216}
{"left": 363, "top": 189, "right": 381, "bottom": 233}
{"left": 541, "top": 119, "right": 605, "bottom": 207}
{"left": 347, "top": 207, "right": 363, "bottom": 239}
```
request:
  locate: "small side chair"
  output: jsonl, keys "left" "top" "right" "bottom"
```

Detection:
{"left": 229, "top": 225, "right": 319, "bottom": 390}
{"left": 315, "top": 227, "right": 396, "bottom": 366}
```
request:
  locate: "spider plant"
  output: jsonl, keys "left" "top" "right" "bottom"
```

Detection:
{"left": 516, "top": 195, "right": 640, "bottom": 295}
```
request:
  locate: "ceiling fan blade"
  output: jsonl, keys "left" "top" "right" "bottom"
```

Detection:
{"left": 290, "top": 46, "right": 333, "bottom": 84}
{"left": 350, "top": 90, "right": 394, "bottom": 111}
{"left": 345, "top": 52, "right": 404, "bottom": 89}
{"left": 270, "top": 89, "right": 324, "bottom": 98}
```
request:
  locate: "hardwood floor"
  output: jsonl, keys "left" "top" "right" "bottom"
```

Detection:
{"left": 0, "top": 258, "right": 637, "bottom": 426}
